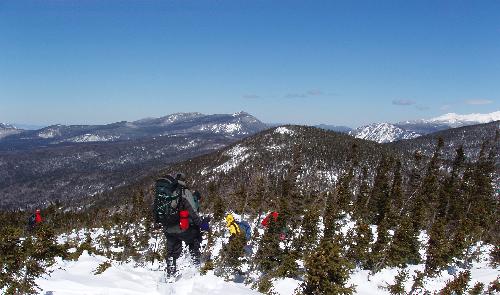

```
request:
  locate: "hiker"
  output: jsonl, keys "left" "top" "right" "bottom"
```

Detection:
{"left": 154, "top": 173, "right": 205, "bottom": 278}
{"left": 261, "top": 211, "right": 279, "bottom": 228}
{"left": 27, "top": 209, "right": 42, "bottom": 231}
{"left": 224, "top": 213, "right": 253, "bottom": 255}
{"left": 225, "top": 213, "right": 252, "bottom": 240}
{"left": 261, "top": 211, "right": 287, "bottom": 240}
{"left": 225, "top": 213, "right": 241, "bottom": 238}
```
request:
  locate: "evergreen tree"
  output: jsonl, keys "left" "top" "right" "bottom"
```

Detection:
{"left": 387, "top": 213, "right": 421, "bottom": 267}
{"left": 347, "top": 219, "right": 373, "bottom": 270}
{"left": 254, "top": 215, "right": 282, "bottom": 273}
{"left": 369, "top": 216, "right": 391, "bottom": 273}
{"left": 468, "top": 282, "right": 484, "bottom": 295}
{"left": 300, "top": 238, "right": 355, "bottom": 295}
{"left": 370, "top": 156, "right": 392, "bottom": 225}
{"left": 322, "top": 191, "right": 340, "bottom": 241}
{"left": 414, "top": 138, "right": 444, "bottom": 230}
{"left": 275, "top": 249, "right": 299, "bottom": 278}
{"left": 389, "top": 159, "right": 404, "bottom": 225}
{"left": 438, "top": 270, "right": 471, "bottom": 295}
{"left": 216, "top": 234, "right": 247, "bottom": 279}
{"left": 383, "top": 269, "right": 408, "bottom": 295}
{"left": 437, "top": 146, "right": 465, "bottom": 221}
{"left": 293, "top": 202, "right": 320, "bottom": 255}
{"left": 425, "top": 217, "right": 450, "bottom": 275}
{"left": 354, "top": 166, "right": 371, "bottom": 220}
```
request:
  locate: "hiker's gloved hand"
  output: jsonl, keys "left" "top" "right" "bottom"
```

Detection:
{"left": 200, "top": 217, "right": 210, "bottom": 232}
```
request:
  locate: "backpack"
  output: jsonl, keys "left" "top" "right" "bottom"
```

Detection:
{"left": 28, "top": 214, "right": 36, "bottom": 228}
{"left": 237, "top": 221, "right": 252, "bottom": 240}
{"left": 154, "top": 176, "right": 183, "bottom": 226}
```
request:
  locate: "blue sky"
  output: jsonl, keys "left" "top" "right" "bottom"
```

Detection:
{"left": 0, "top": 0, "right": 499, "bottom": 127}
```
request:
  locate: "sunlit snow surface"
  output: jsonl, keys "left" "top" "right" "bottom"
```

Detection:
{"left": 34, "top": 221, "right": 498, "bottom": 295}
{"left": 213, "top": 145, "right": 250, "bottom": 173}
{"left": 36, "top": 252, "right": 260, "bottom": 295}
{"left": 274, "top": 127, "right": 295, "bottom": 135}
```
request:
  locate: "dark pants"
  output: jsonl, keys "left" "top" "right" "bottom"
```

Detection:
{"left": 165, "top": 226, "right": 202, "bottom": 263}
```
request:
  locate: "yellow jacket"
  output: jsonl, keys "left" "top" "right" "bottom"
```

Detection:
{"left": 225, "top": 214, "right": 241, "bottom": 235}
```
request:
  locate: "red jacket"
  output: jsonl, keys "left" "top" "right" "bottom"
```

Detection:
{"left": 261, "top": 211, "right": 279, "bottom": 227}
{"left": 35, "top": 210, "right": 42, "bottom": 223}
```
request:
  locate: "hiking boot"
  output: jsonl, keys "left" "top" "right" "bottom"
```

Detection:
{"left": 166, "top": 257, "right": 177, "bottom": 278}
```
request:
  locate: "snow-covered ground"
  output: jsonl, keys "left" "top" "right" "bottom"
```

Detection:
{"left": 32, "top": 221, "right": 499, "bottom": 295}
{"left": 36, "top": 252, "right": 261, "bottom": 295}
{"left": 35, "top": 248, "right": 498, "bottom": 295}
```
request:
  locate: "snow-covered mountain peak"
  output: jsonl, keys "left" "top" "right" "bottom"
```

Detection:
{"left": 426, "top": 111, "right": 500, "bottom": 126}
{"left": 349, "top": 122, "right": 420, "bottom": 143}
{"left": 158, "top": 112, "right": 205, "bottom": 125}
{"left": 0, "top": 123, "right": 22, "bottom": 139}
{"left": 232, "top": 111, "right": 250, "bottom": 117}
{"left": 0, "top": 123, "right": 17, "bottom": 130}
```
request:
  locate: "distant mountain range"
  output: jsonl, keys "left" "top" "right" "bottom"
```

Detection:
{"left": 3, "top": 111, "right": 499, "bottom": 148}
{"left": 0, "top": 112, "right": 266, "bottom": 151}
{"left": 349, "top": 111, "right": 500, "bottom": 143}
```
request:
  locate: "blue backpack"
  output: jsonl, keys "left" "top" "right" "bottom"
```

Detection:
{"left": 237, "top": 221, "right": 252, "bottom": 240}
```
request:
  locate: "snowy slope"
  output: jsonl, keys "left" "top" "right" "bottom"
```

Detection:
{"left": 349, "top": 123, "right": 420, "bottom": 143}
{"left": 0, "top": 123, "right": 22, "bottom": 139}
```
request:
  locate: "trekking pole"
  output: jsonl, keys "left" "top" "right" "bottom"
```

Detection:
{"left": 152, "top": 228, "right": 160, "bottom": 269}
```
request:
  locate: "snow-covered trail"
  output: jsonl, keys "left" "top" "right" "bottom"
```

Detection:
{"left": 36, "top": 250, "right": 499, "bottom": 295}
{"left": 36, "top": 252, "right": 261, "bottom": 295}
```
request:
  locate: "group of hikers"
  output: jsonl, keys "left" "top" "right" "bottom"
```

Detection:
{"left": 154, "top": 172, "right": 281, "bottom": 278}
{"left": 26, "top": 172, "right": 277, "bottom": 279}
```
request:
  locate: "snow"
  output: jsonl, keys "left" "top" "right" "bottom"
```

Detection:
{"left": 213, "top": 145, "right": 250, "bottom": 173}
{"left": 428, "top": 111, "right": 500, "bottom": 125}
{"left": 62, "top": 134, "right": 120, "bottom": 143}
{"left": 274, "top": 127, "right": 295, "bottom": 135}
{"left": 36, "top": 252, "right": 261, "bottom": 295}
{"left": 315, "top": 170, "right": 338, "bottom": 184}
{"left": 28, "top": 218, "right": 499, "bottom": 295}
{"left": 273, "top": 278, "right": 301, "bottom": 294}
{"left": 201, "top": 123, "right": 244, "bottom": 135}
{"left": 34, "top": 249, "right": 498, "bottom": 295}
{"left": 161, "top": 113, "right": 205, "bottom": 125}
{"left": 38, "top": 128, "right": 62, "bottom": 139}
{"left": 0, "top": 128, "right": 21, "bottom": 139}
{"left": 350, "top": 123, "right": 420, "bottom": 143}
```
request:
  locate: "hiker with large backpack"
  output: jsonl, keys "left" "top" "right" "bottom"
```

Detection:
{"left": 225, "top": 213, "right": 253, "bottom": 255}
{"left": 225, "top": 213, "right": 252, "bottom": 241}
{"left": 153, "top": 173, "right": 206, "bottom": 278}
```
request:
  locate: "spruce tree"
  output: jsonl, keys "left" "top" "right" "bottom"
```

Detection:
{"left": 217, "top": 234, "right": 247, "bottom": 279}
{"left": 387, "top": 213, "right": 421, "bottom": 267}
{"left": 425, "top": 216, "right": 450, "bottom": 275}
{"left": 389, "top": 159, "right": 404, "bottom": 225}
{"left": 300, "top": 238, "right": 355, "bottom": 295}
{"left": 254, "top": 214, "right": 282, "bottom": 273}
{"left": 293, "top": 202, "right": 320, "bottom": 255}
{"left": 383, "top": 269, "right": 408, "bottom": 295}
{"left": 369, "top": 216, "right": 391, "bottom": 273}
{"left": 354, "top": 166, "right": 371, "bottom": 220}
{"left": 438, "top": 270, "right": 471, "bottom": 295}
{"left": 347, "top": 219, "right": 373, "bottom": 270}
{"left": 370, "top": 156, "right": 392, "bottom": 225}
